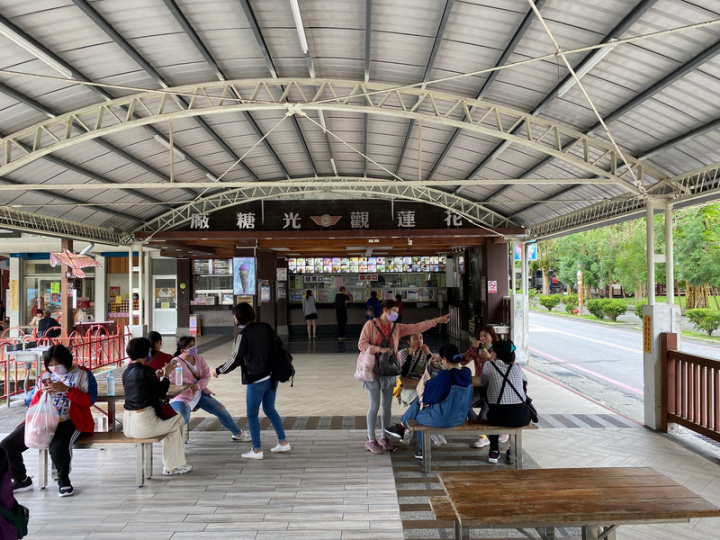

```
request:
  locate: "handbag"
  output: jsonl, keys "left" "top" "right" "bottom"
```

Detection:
{"left": 24, "top": 391, "right": 59, "bottom": 449}
{"left": 491, "top": 362, "right": 538, "bottom": 423}
{"left": 155, "top": 398, "right": 177, "bottom": 420}
{"left": 372, "top": 321, "right": 401, "bottom": 377}
{"left": 354, "top": 351, "right": 376, "bottom": 382}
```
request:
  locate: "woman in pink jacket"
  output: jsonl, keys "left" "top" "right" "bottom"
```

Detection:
{"left": 170, "top": 336, "right": 250, "bottom": 442}
{"left": 358, "top": 299, "right": 450, "bottom": 454}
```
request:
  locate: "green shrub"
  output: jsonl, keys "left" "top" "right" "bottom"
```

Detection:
{"left": 563, "top": 293, "right": 578, "bottom": 314}
{"left": 586, "top": 299, "right": 606, "bottom": 319}
{"left": 685, "top": 309, "right": 720, "bottom": 336}
{"left": 634, "top": 299, "right": 647, "bottom": 319}
{"left": 538, "top": 294, "right": 561, "bottom": 311}
{"left": 528, "top": 289, "right": 536, "bottom": 300}
{"left": 602, "top": 299, "right": 627, "bottom": 321}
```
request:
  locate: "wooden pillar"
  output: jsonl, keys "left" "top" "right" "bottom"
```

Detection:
{"left": 60, "top": 238, "right": 73, "bottom": 337}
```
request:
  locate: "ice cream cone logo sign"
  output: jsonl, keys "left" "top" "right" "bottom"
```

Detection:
{"left": 310, "top": 214, "right": 342, "bottom": 228}
{"left": 232, "top": 257, "right": 256, "bottom": 295}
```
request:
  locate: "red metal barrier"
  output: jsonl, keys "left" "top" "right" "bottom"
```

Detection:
{"left": 661, "top": 332, "right": 720, "bottom": 443}
{"left": 0, "top": 325, "right": 130, "bottom": 404}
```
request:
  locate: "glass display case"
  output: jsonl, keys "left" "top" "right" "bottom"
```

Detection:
{"left": 192, "top": 259, "right": 233, "bottom": 305}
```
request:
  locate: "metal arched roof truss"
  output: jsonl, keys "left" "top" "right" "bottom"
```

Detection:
{"left": 0, "top": 79, "right": 663, "bottom": 195}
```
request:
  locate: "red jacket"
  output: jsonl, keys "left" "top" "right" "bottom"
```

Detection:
{"left": 28, "top": 365, "right": 98, "bottom": 433}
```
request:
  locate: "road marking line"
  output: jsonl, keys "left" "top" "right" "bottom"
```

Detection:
{"left": 530, "top": 324, "right": 643, "bottom": 354}
{"left": 530, "top": 347, "right": 644, "bottom": 396}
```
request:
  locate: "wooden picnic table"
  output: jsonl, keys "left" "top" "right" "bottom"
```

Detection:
{"left": 437, "top": 467, "right": 720, "bottom": 540}
{"left": 400, "top": 375, "right": 482, "bottom": 391}
{"left": 96, "top": 384, "right": 190, "bottom": 431}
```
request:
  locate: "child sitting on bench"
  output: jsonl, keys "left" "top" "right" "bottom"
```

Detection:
{"left": 384, "top": 343, "right": 473, "bottom": 460}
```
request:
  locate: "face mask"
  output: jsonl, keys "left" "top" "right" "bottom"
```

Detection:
{"left": 49, "top": 365, "right": 68, "bottom": 375}
{"left": 186, "top": 346, "right": 198, "bottom": 356}
{"left": 387, "top": 311, "right": 399, "bottom": 323}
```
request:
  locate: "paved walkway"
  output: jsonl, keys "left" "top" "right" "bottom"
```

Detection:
{"left": 4, "top": 335, "right": 720, "bottom": 539}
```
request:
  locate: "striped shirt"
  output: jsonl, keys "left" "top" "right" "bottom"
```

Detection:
{"left": 481, "top": 360, "right": 527, "bottom": 405}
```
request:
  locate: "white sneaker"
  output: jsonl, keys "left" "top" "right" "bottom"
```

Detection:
{"left": 473, "top": 436, "right": 490, "bottom": 448}
{"left": 270, "top": 442, "right": 292, "bottom": 453}
{"left": 431, "top": 435, "right": 448, "bottom": 446}
{"left": 498, "top": 434, "right": 510, "bottom": 443}
{"left": 242, "top": 450, "right": 264, "bottom": 460}
{"left": 232, "top": 431, "right": 252, "bottom": 442}
{"left": 162, "top": 463, "right": 192, "bottom": 476}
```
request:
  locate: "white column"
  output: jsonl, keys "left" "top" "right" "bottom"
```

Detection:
{"left": 94, "top": 255, "right": 107, "bottom": 322}
{"left": 521, "top": 242, "right": 529, "bottom": 296}
{"left": 510, "top": 241, "right": 517, "bottom": 294}
{"left": 665, "top": 204, "right": 674, "bottom": 306}
{"left": 646, "top": 200, "right": 656, "bottom": 305}
{"left": 511, "top": 242, "right": 530, "bottom": 364}
{"left": 642, "top": 199, "right": 681, "bottom": 430}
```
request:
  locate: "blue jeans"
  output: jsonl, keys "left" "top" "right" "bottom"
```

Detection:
{"left": 246, "top": 378, "right": 286, "bottom": 451}
{"left": 171, "top": 393, "right": 239, "bottom": 436}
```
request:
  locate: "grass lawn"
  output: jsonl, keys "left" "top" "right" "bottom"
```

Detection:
{"left": 654, "top": 295, "right": 720, "bottom": 311}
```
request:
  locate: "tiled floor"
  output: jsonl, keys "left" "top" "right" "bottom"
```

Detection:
{"left": 3, "top": 334, "right": 720, "bottom": 539}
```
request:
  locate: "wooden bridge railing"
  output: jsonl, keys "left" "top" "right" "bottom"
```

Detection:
{"left": 661, "top": 332, "right": 720, "bottom": 442}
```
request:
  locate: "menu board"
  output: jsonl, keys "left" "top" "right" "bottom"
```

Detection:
{"left": 287, "top": 255, "right": 447, "bottom": 274}
{"left": 193, "top": 259, "right": 233, "bottom": 275}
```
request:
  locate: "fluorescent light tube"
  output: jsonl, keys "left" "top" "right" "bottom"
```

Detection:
{"left": 290, "top": 0, "right": 309, "bottom": 54}
{"left": 206, "top": 173, "right": 219, "bottom": 182}
{"left": 153, "top": 135, "right": 186, "bottom": 160}
{"left": 0, "top": 21, "right": 74, "bottom": 79}
{"left": 557, "top": 40, "right": 618, "bottom": 97}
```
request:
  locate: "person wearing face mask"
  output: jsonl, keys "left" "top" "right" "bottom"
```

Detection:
{"left": 146, "top": 331, "right": 174, "bottom": 371}
{"left": 0, "top": 344, "right": 97, "bottom": 497}
{"left": 170, "top": 336, "right": 250, "bottom": 442}
{"left": 384, "top": 343, "right": 473, "bottom": 460}
{"left": 462, "top": 326, "right": 499, "bottom": 449}
{"left": 357, "top": 299, "right": 450, "bottom": 454}
{"left": 122, "top": 337, "right": 191, "bottom": 476}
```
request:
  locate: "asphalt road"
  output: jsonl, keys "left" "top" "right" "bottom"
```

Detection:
{"left": 528, "top": 311, "right": 720, "bottom": 422}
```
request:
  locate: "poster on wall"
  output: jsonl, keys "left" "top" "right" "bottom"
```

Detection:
{"left": 233, "top": 257, "right": 256, "bottom": 295}
{"left": 155, "top": 287, "right": 176, "bottom": 308}
{"left": 277, "top": 283, "right": 286, "bottom": 300}
{"left": 109, "top": 286, "right": 121, "bottom": 298}
{"left": 276, "top": 267, "right": 287, "bottom": 281}
{"left": 260, "top": 280, "right": 271, "bottom": 303}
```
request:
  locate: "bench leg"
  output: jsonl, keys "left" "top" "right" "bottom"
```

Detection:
{"left": 454, "top": 520, "right": 461, "bottom": 540}
{"left": 38, "top": 449, "right": 48, "bottom": 489}
{"left": 516, "top": 430, "right": 523, "bottom": 470}
{"left": 136, "top": 444, "right": 145, "bottom": 487}
{"left": 145, "top": 442, "right": 155, "bottom": 479}
{"left": 582, "top": 525, "right": 601, "bottom": 540}
{"left": 423, "top": 431, "right": 431, "bottom": 474}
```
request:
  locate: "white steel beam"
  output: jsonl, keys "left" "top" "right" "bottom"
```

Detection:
{"left": 0, "top": 78, "right": 661, "bottom": 192}
{"left": 0, "top": 176, "right": 616, "bottom": 192}
{"left": 137, "top": 183, "right": 517, "bottom": 234}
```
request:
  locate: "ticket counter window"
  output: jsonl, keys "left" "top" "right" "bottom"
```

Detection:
{"left": 23, "top": 260, "right": 95, "bottom": 324}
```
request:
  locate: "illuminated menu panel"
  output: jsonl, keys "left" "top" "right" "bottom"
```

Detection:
{"left": 287, "top": 256, "right": 446, "bottom": 274}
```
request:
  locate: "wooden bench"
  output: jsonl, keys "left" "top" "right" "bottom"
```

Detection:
{"left": 429, "top": 496, "right": 528, "bottom": 540}
{"left": 407, "top": 419, "right": 538, "bottom": 473}
{"left": 38, "top": 431, "right": 166, "bottom": 488}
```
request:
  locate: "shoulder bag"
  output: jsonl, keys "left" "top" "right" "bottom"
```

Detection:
{"left": 372, "top": 321, "right": 401, "bottom": 377}
{"left": 490, "top": 362, "right": 538, "bottom": 423}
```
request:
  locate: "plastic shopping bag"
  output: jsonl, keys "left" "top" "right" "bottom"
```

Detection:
{"left": 354, "top": 351, "right": 376, "bottom": 382}
{"left": 24, "top": 391, "right": 59, "bottom": 449}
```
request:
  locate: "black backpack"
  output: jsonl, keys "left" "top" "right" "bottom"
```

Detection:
{"left": 0, "top": 500, "right": 29, "bottom": 539}
{"left": 265, "top": 324, "right": 295, "bottom": 386}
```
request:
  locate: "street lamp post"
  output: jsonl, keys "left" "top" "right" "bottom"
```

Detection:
{"left": 577, "top": 262, "right": 583, "bottom": 310}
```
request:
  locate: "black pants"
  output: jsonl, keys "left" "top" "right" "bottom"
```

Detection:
{"left": 0, "top": 420, "right": 85, "bottom": 486}
{"left": 336, "top": 310, "right": 348, "bottom": 338}
{"left": 487, "top": 403, "right": 531, "bottom": 452}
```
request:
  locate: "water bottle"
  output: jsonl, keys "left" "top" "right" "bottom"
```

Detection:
{"left": 175, "top": 365, "right": 183, "bottom": 386}
{"left": 106, "top": 370, "right": 115, "bottom": 396}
